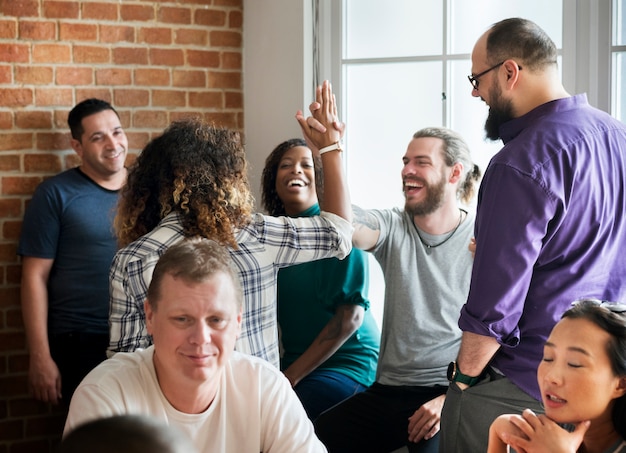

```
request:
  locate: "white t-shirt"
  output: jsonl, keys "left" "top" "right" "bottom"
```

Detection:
{"left": 65, "top": 347, "right": 327, "bottom": 453}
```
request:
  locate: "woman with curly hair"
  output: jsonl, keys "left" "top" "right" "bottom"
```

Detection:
{"left": 262, "top": 138, "right": 379, "bottom": 420}
{"left": 108, "top": 82, "right": 352, "bottom": 367}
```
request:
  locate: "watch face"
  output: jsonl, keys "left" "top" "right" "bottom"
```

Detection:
{"left": 447, "top": 362, "right": 455, "bottom": 381}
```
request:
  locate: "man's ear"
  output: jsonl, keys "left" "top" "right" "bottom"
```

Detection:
{"left": 145, "top": 299, "right": 154, "bottom": 335}
{"left": 448, "top": 162, "right": 463, "bottom": 184}
{"left": 70, "top": 138, "right": 83, "bottom": 157}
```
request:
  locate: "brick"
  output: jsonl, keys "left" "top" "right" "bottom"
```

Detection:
{"left": 0, "top": 132, "right": 32, "bottom": 151}
{"left": 175, "top": 28, "right": 207, "bottom": 46}
{"left": 24, "top": 154, "right": 62, "bottom": 172}
{"left": 189, "top": 91, "right": 222, "bottom": 108}
{"left": 36, "top": 132, "right": 71, "bottom": 150}
{"left": 0, "top": 89, "right": 32, "bottom": 108}
{"left": 33, "top": 43, "right": 71, "bottom": 63}
{"left": 0, "top": 199, "right": 21, "bottom": 217}
{"left": 187, "top": 50, "right": 220, "bottom": 68}
{"left": 6, "top": 263, "right": 21, "bottom": 284}
{"left": 0, "top": 155, "right": 20, "bottom": 172}
{"left": 82, "top": 2, "right": 118, "bottom": 21}
{"left": 150, "top": 48, "right": 184, "bottom": 66}
{"left": 112, "top": 89, "right": 149, "bottom": 107}
{"left": 0, "top": 65, "right": 12, "bottom": 84}
{"left": 225, "top": 91, "right": 242, "bottom": 109}
{"left": 3, "top": 220, "right": 22, "bottom": 239}
{"left": 15, "top": 66, "right": 54, "bottom": 85}
{"left": 73, "top": 45, "right": 110, "bottom": 64}
{"left": 6, "top": 307, "right": 24, "bottom": 329}
{"left": 0, "top": 332, "right": 24, "bottom": 351}
{"left": 0, "top": 20, "right": 17, "bottom": 38}
{"left": 172, "top": 69, "right": 205, "bottom": 88}
{"left": 8, "top": 398, "right": 48, "bottom": 418}
{"left": 56, "top": 67, "right": 93, "bottom": 85}
{"left": 43, "top": 1, "right": 80, "bottom": 19}
{"left": 125, "top": 133, "right": 150, "bottom": 151}
{"left": 0, "top": 0, "right": 38, "bottom": 17}
{"left": 152, "top": 90, "right": 186, "bottom": 107}
{"left": 15, "top": 111, "right": 53, "bottom": 129}
{"left": 205, "top": 111, "right": 238, "bottom": 129}
{"left": 19, "top": 20, "right": 56, "bottom": 40}
{"left": 59, "top": 22, "right": 97, "bottom": 41}
{"left": 132, "top": 110, "right": 168, "bottom": 128}
{"left": 120, "top": 4, "right": 154, "bottom": 22}
{"left": 74, "top": 88, "right": 112, "bottom": 105}
{"left": 208, "top": 71, "right": 240, "bottom": 89}
{"left": 0, "top": 245, "right": 18, "bottom": 265}
{"left": 229, "top": 10, "right": 243, "bottom": 28}
{"left": 214, "top": 0, "right": 243, "bottom": 6}
{"left": 170, "top": 111, "right": 202, "bottom": 123}
{"left": 0, "top": 419, "right": 23, "bottom": 440}
{"left": 0, "top": 112, "right": 12, "bottom": 129}
{"left": 34, "top": 88, "right": 73, "bottom": 107}
{"left": 0, "top": 43, "right": 29, "bottom": 63}
{"left": 222, "top": 51, "right": 241, "bottom": 70}
{"left": 6, "top": 439, "right": 51, "bottom": 453}
{"left": 2, "top": 177, "right": 41, "bottom": 195}
{"left": 112, "top": 47, "right": 148, "bottom": 65}
{"left": 99, "top": 24, "right": 134, "bottom": 44}
{"left": 158, "top": 6, "right": 191, "bottom": 24}
{"left": 194, "top": 9, "right": 226, "bottom": 27}
{"left": 210, "top": 30, "right": 241, "bottom": 48}
{"left": 25, "top": 412, "right": 66, "bottom": 437}
{"left": 95, "top": 68, "right": 132, "bottom": 85}
{"left": 134, "top": 68, "right": 169, "bottom": 86}
{"left": 138, "top": 27, "right": 171, "bottom": 45}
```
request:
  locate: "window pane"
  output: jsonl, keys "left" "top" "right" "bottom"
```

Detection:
{"left": 449, "top": 0, "right": 563, "bottom": 54}
{"left": 612, "top": 52, "right": 626, "bottom": 122}
{"left": 615, "top": 0, "right": 626, "bottom": 45}
{"left": 344, "top": 62, "right": 443, "bottom": 209}
{"left": 345, "top": 0, "right": 443, "bottom": 59}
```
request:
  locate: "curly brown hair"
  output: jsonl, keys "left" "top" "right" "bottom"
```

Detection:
{"left": 114, "top": 119, "right": 253, "bottom": 248}
{"left": 260, "top": 138, "right": 323, "bottom": 216}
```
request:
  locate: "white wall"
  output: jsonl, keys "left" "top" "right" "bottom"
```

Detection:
{"left": 243, "top": 0, "right": 315, "bottom": 207}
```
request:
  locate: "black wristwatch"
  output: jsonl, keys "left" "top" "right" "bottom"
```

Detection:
{"left": 447, "top": 361, "right": 481, "bottom": 387}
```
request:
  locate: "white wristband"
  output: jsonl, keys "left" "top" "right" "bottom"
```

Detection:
{"left": 318, "top": 142, "right": 342, "bottom": 155}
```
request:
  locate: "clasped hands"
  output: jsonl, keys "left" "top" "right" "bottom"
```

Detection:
{"left": 296, "top": 80, "right": 345, "bottom": 155}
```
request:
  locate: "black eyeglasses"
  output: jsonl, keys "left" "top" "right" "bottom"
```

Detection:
{"left": 571, "top": 298, "right": 626, "bottom": 313}
{"left": 467, "top": 61, "right": 505, "bottom": 90}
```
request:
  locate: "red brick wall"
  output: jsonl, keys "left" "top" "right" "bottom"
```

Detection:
{"left": 0, "top": 1, "right": 243, "bottom": 451}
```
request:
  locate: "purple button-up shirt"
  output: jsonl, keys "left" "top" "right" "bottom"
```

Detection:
{"left": 460, "top": 94, "right": 626, "bottom": 400}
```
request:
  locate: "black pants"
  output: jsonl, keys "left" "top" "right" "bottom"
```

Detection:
{"left": 314, "top": 382, "right": 447, "bottom": 453}
{"left": 49, "top": 332, "right": 109, "bottom": 404}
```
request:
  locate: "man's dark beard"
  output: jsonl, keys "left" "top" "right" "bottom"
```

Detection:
{"left": 484, "top": 84, "right": 515, "bottom": 141}
{"left": 404, "top": 175, "right": 446, "bottom": 217}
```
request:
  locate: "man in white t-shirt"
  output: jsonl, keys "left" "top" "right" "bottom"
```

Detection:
{"left": 64, "top": 238, "right": 326, "bottom": 453}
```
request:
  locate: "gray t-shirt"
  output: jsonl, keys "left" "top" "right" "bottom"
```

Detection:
{"left": 369, "top": 207, "right": 474, "bottom": 387}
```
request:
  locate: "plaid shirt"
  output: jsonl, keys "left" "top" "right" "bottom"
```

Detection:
{"left": 108, "top": 211, "right": 352, "bottom": 367}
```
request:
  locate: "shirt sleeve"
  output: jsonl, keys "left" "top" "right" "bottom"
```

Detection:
{"left": 18, "top": 182, "right": 61, "bottom": 258}
{"left": 108, "top": 250, "right": 157, "bottom": 356}
{"left": 319, "top": 248, "right": 370, "bottom": 312}
{"left": 260, "top": 370, "right": 327, "bottom": 453}
{"left": 459, "top": 163, "right": 558, "bottom": 347}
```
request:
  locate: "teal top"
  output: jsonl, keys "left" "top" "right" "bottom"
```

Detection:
{"left": 278, "top": 204, "right": 380, "bottom": 386}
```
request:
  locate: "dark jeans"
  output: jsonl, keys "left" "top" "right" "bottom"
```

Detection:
{"left": 314, "top": 382, "right": 447, "bottom": 453}
{"left": 294, "top": 369, "right": 367, "bottom": 420}
{"left": 49, "top": 331, "right": 109, "bottom": 404}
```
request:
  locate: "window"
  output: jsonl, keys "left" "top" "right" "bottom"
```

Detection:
{"left": 316, "top": 1, "right": 622, "bottom": 325}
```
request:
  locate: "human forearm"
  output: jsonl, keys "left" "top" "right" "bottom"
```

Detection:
{"left": 20, "top": 258, "right": 53, "bottom": 358}
{"left": 283, "top": 305, "right": 363, "bottom": 386}
{"left": 456, "top": 331, "right": 501, "bottom": 379}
